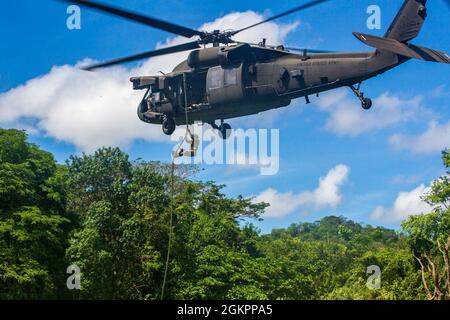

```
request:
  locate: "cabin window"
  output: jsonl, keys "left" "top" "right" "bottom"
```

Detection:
{"left": 224, "top": 68, "right": 237, "bottom": 86}
{"left": 209, "top": 67, "right": 222, "bottom": 89}
{"left": 208, "top": 66, "right": 238, "bottom": 90}
{"left": 153, "top": 92, "right": 161, "bottom": 102}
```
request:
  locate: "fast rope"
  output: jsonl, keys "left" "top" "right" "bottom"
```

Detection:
{"left": 160, "top": 73, "right": 191, "bottom": 300}
{"left": 160, "top": 160, "right": 174, "bottom": 300}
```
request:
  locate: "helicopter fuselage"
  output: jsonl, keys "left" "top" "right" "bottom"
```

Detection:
{"left": 62, "top": 0, "right": 446, "bottom": 137}
{"left": 133, "top": 44, "right": 404, "bottom": 127}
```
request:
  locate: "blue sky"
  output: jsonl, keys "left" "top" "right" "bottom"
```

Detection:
{"left": 0, "top": 0, "right": 449, "bottom": 233}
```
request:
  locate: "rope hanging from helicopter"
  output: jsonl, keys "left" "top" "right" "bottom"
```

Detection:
{"left": 161, "top": 73, "right": 197, "bottom": 300}
{"left": 59, "top": 0, "right": 344, "bottom": 300}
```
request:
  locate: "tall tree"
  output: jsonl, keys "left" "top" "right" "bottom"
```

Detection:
{"left": 3, "top": 128, "right": 446, "bottom": 300}
{"left": 402, "top": 150, "right": 450, "bottom": 300}
{"left": 0, "top": 129, "right": 70, "bottom": 299}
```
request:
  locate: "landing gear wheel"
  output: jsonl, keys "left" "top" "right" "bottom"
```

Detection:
{"left": 361, "top": 98, "right": 372, "bottom": 110}
{"left": 162, "top": 116, "right": 176, "bottom": 135}
{"left": 219, "top": 123, "right": 231, "bottom": 140}
{"left": 349, "top": 83, "right": 373, "bottom": 111}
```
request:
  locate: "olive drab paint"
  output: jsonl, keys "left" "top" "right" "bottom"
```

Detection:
{"left": 60, "top": 0, "right": 449, "bottom": 138}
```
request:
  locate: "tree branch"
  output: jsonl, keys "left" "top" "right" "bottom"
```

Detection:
{"left": 441, "top": 236, "right": 450, "bottom": 298}
{"left": 425, "top": 253, "right": 444, "bottom": 300}
{"left": 414, "top": 254, "right": 434, "bottom": 300}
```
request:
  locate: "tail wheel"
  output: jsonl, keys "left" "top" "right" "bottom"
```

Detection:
{"left": 219, "top": 123, "right": 232, "bottom": 140}
{"left": 162, "top": 116, "right": 176, "bottom": 135}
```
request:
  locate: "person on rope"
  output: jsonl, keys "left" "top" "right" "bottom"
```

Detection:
{"left": 174, "top": 127, "right": 199, "bottom": 158}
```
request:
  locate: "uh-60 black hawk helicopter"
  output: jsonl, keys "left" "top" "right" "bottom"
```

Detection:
{"left": 64, "top": 0, "right": 449, "bottom": 139}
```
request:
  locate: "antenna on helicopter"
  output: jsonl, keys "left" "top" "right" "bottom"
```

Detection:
{"left": 301, "top": 49, "right": 310, "bottom": 61}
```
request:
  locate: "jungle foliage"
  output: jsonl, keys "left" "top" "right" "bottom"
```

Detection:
{"left": 0, "top": 128, "right": 448, "bottom": 300}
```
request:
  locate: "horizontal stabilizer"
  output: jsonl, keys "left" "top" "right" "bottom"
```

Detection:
{"left": 353, "top": 32, "right": 450, "bottom": 64}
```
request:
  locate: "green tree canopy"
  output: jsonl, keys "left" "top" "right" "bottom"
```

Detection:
{"left": 1, "top": 128, "right": 448, "bottom": 300}
{"left": 402, "top": 150, "right": 450, "bottom": 300}
{"left": 0, "top": 129, "right": 71, "bottom": 299}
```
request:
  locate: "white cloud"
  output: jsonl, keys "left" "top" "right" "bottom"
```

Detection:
{"left": 200, "top": 11, "right": 299, "bottom": 45}
{"left": 0, "top": 11, "right": 299, "bottom": 152}
{"left": 315, "top": 89, "right": 426, "bottom": 136}
{"left": 370, "top": 184, "right": 432, "bottom": 223}
{"left": 254, "top": 188, "right": 302, "bottom": 218}
{"left": 389, "top": 120, "right": 450, "bottom": 154}
{"left": 0, "top": 64, "right": 160, "bottom": 152}
{"left": 431, "top": 85, "right": 449, "bottom": 98}
{"left": 253, "top": 164, "right": 350, "bottom": 218}
{"left": 313, "top": 164, "right": 350, "bottom": 208}
{"left": 391, "top": 172, "right": 428, "bottom": 185}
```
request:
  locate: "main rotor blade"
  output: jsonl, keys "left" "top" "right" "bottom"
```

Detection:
{"left": 59, "top": 0, "right": 204, "bottom": 38}
{"left": 284, "top": 47, "right": 334, "bottom": 53}
{"left": 235, "top": 41, "right": 334, "bottom": 53}
{"left": 83, "top": 40, "right": 200, "bottom": 70}
{"left": 231, "top": 0, "right": 331, "bottom": 35}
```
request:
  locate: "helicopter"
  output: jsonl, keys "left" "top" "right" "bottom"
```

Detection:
{"left": 62, "top": 0, "right": 449, "bottom": 139}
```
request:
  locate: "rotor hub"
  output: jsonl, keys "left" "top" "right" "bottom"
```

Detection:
{"left": 199, "top": 30, "right": 235, "bottom": 46}
{"left": 65, "top": 0, "right": 333, "bottom": 70}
